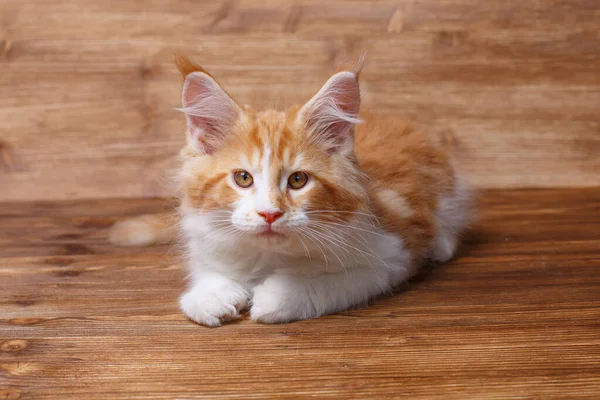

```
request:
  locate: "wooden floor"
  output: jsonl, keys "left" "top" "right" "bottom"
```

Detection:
{"left": 1, "top": 188, "right": 599, "bottom": 399}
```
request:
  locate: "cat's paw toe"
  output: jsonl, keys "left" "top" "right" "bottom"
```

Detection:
{"left": 250, "top": 275, "right": 315, "bottom": 324}
{"left": 429, "top": 232, "right": 458, "bottom": 263}
{"left": 180, "top": 284, "right": 249, "bottom": 327}
{"left": 249, "top": 286, "right": 282, "bottom": 323}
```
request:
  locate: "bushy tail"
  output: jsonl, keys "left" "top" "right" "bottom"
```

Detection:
{"left": 109, "top": 214, "right": 178, "bottom": 247}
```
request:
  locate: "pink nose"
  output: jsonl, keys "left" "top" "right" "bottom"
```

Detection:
{"left": 257, "top": 210, "right": 283, "bottom": 224}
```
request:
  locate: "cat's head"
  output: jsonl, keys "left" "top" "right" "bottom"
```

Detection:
{"left": 176, "top": 55, "right": 368, "bottom": 251}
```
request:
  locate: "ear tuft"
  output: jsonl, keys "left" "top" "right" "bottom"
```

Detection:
{"left": 335, "top": 52, "right": 366, "bottom": 78}
{"left": 174, "top": 53, "right": 211, "bottom": 79}
{"left": 177, "top": 71, "right": 242, "bottom": 154}
{"left": 297, "top": 71, "right": 361, "bottom": 155}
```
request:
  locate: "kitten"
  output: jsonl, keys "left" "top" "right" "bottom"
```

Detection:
{"left": 111, "top": 55, "right": 473, "bottom": 326}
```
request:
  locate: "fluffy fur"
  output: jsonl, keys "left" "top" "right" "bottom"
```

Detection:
{"left": 111, "top": 55, "right": 473, "bottom": 326}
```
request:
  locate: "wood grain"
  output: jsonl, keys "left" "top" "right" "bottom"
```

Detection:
{"left": 0, "top": 0, "right": 599, "bottom": 201}
{"left": 1, "top": 188, "right": 599, "bottom": 399}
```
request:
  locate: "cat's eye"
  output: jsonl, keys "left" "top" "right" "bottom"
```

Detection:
{"left": 288, "top": 171, "right": 309, "bottom": 190}
{"left": 233, "top": 170, "right": 253, "bottom": 188}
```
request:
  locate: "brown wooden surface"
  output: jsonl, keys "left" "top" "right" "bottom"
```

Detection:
{"left": 1, "top": 0, "right": 600, "bottom": 201}
{"left": 1, "top": 188, "right": 599, "bottom": 399}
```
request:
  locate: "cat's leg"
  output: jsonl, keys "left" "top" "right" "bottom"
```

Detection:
{"left": 180, "top": 269, "right": 250, "bottom": 327}
{"left": 429, "top": 177, "right": 474, "bottom": 263}
{"left": 250, "top": 266, "right": 400, "bottom": 324}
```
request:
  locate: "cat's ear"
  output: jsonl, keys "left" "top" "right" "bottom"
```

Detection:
{"left": 178, "top": 69, "right": 243, "bottom": 154}
{"left": 297, "top": 71, "right": 361, "bottom": 156}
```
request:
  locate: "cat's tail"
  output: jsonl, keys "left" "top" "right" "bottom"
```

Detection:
{"left": 109, "top": 214, "right": 178, "bottom": 247}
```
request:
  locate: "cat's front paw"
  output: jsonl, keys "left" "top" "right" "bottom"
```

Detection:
{"left": 180, "top": 281, "right": 249, "bottom": 327}
{"left": 250, "top": 275, "right": 317, "bottom": 324}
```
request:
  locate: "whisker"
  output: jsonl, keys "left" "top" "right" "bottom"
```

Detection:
{"left": 308, "top": 225, "right": 390, "bottom": 270}
{"left": 302, "top": 229, "right": 368, "bottom": 281}
{"left": 304, "top": 210, "right": 379, "bottom": 219}
{"left": 311, "top": 219, "right": 390, "bottom": 239}
{"left": 297, "top": 227, "right": 329, "bottom": 271}
{"left": 310, "top": 221, "right": 370, "bottom": 246}
{"left": 301, "top": 226, "right": 347, "bottom": 269}
{"left": 308, "top": 227, "right": 388, "bottom": 283}
{"left": 294, "top": 232, "right": 312, "bottom": 261}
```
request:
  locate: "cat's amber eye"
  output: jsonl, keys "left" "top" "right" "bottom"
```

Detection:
{"left": 233, "top": 170, "right": 253, "bottom": 188}
{"left": 288, "top": 171, "right": 309, "bottom": 190}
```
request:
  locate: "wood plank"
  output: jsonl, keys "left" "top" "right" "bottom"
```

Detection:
{"left": 3, "top": 0, "right": 599, "bottom": 38}
{"left": 0, "top": 0, "right": 599, "bottom": 201}
{"left": 1, "top": 188, "right": 599, "bottom": 399}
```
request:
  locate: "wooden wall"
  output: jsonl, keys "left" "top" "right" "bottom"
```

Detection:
{"left": 1, "top": 0, "right": 599, "bottom": 201}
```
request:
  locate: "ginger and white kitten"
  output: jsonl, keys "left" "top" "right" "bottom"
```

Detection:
{"left": 112, "top": 55, "right": 472, "bottom": 326}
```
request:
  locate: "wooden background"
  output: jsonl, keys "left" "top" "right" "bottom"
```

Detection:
{"left": 1, "top": 0, "right": 599, "bottom": 202}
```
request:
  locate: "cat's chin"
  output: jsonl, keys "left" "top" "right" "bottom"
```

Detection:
{"left": 256, "top": 231, "right": 284, "bottom": 238}
{"left": 250, "top": 231, "right": 289, "bottom": 247}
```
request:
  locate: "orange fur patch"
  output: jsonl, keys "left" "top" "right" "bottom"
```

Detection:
{"left": 181, "top": 107, "right": 367, "bottom": 221}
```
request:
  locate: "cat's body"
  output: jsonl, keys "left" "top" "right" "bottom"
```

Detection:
{"left": 111, "top": 56, "right": 473, "bottom": 326}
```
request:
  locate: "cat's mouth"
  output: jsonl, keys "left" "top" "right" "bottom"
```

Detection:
{"left": 255, "top": 226, "right": 285, "bottom": 238}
